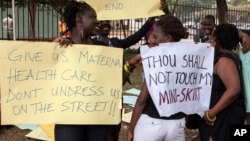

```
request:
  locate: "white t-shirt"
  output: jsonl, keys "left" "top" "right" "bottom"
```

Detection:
{"left": 2, "top": 17, "right": 13, "bottom": 30}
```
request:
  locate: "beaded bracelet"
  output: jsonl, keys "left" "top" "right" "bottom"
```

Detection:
{"left": 205, "top": 110, "right": 216, "bottom": 122}
{"left": 124, "top": 60, "right": 136, "bottom": 74}
{"left": 124, "top": 64, "right": 132, "bottom": 74}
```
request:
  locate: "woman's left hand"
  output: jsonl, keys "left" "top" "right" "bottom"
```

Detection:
{"left": 242, "top": 34, "right": 250, "bottom": 53}
{"left": 127, "top": 129, "right": 134, "bottom": 141}
{"left": 203, "top": 110, "right": 216, "bottom": 126}
{"left": 128, "top": 54, "right": 141, "bottom": 67}
{"left": 204, "top": 116, "right": 215, "bottom": 126}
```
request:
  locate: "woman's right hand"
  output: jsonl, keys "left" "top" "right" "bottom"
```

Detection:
{"left": 53, "top": 36, "right": 73, "bottom": 48}
{"left": 127, "top": 129, "right": 134, "bottom": 141}
{"left": 242, "top": 34, "right": 250, "bottom": 53}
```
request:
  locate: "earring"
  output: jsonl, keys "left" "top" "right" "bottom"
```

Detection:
{"left": 81, "top": 30, "right": 85, "bottom": 39}
{"left": 80, "top": 23, "right": 85, "bottom": 39}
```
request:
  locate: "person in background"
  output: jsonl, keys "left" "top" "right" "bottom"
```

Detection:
{"left": 135, "top": 21, "right": 158, "bottom": 81}
{"left": 53, "top": 1, "right": 110, "bottom": 141}
{"left": 93, "top": 18, "right": 155, "bottom": 49}
{"left": 199, "top": 23, "right": 246, "bottom": 141}
{"left": 239, "top": 29, "right": 250, "bottom": 53}
{"left": 199, "top": 15, "right": 216, "bottom": 43}
{"left": 93, "top": 18, "right": 155, "bottom": 141}
{"left": 241, "top": 29, "right": 250, "bottom": 36}
{"left": 239, "top": 29, "right": 250, "bottom": 124}
{"left": 58, "top": 18, "right": 67, "bottom": 36}
{"left": 194, "top": 15, "right": 250, "bottom": 53}
{"left": 127, "top": 15, "right": 186, "bottom": 141}
{"left": 2, "top": 14, "right": 13, "bottom": 40}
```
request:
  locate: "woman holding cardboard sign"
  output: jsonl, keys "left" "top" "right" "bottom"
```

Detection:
{"left": 53, "top": 1, "right": 141, "bottom": 141}
{"left": 54, "top": 1, "right": 111, "bottom": 141}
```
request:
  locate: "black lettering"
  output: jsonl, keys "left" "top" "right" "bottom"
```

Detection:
{"left": 8, "top": 49, "right": 43, "bottom": 62}
{"left": 61, "top": 101, "right": 108, "bottom": 113}
{"left": 30, "top": 102, "right": 54, "bottom": 114}
{"left": 52, "top": 51, "right": 68, "bottom": 62}
{"left": 199, "top": 72, "right": 212, "bottom": 85}
{"left": 6, "top": 88, "right": 43, "bottom": 103}
{"left": 105, "top": 2, "right": 123, "bottom": 10}
{"left": 149, "top": 71, "right": 172, "bottom": 86}
{"left": 12, "top": 104, "right": 28, "bottom": 115}
{"left": 7, "top": 69, "right": 57, "bottom": 83}
{"left": 78, "top": 51, "right": 122, "bottom": 68}
{"left": 181, "top": 54, "right": 207, "bottom": 69}
{"left": 51, "top": 86, "right": 104, "bottom": 97}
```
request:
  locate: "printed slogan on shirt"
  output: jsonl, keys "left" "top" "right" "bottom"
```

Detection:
{"left": 0, "top": 41, "right": 123, "bottom": 125}
{"left": 141, "top": 42, "right": 214, "bottom": 117}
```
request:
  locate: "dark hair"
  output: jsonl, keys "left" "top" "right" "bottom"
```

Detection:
{"left": 212, "top": 23, "right": 239, "bottom": 50}
{"left": 100, "top": 20, "right": 111, "bottom": 24}
{"left": 156, "top": 15, "right": 185, "bottom": 41}
{"left": 204, "top": 15, "right": 215, "bottom": 24}
{"left": 63, "top": 0, "right": 93, "bottom": 31}
{"left": 7, "top": 14, "right": 12, "bottom": 18}
{"left": 99, "top": 20, "right": 111, "bottom": 28}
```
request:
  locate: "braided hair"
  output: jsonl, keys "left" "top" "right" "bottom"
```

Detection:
{"left": 63, "top": 0, "right": 93, "bottom": 31}
{"left": 212, "top": 23, "right": 239, "bottom": 50}
{"left": 156, "top": 15, "right": 186, "bottom": 42}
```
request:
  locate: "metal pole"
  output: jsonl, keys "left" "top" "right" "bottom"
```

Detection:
{"left": 12, "top": 0, "right": 16, "bottom": 40}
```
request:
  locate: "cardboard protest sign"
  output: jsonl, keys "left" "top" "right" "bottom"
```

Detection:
{"left": 80, "top": 0, "right": 164, "bottom": 20}
{"left": 0, "top": 41, "right": 123, "bottom": 125}
{"left": 239, "top": 47, "right": 250, "bottom": 112}
{"left": 40, "top": 124, "right": 55, "bottom": 141}
{"left": 141, "top": 42, "right": 214, "bottom": 117}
